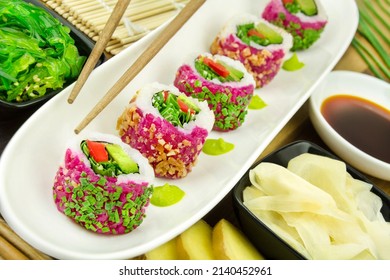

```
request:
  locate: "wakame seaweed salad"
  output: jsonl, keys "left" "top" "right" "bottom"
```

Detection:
{"left": 0, "top": 0, "right": 86, "bottom": 103}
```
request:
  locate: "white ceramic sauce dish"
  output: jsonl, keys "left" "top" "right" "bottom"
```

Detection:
{"left": 309, "top": 70, "right": 390, "bottom": 181}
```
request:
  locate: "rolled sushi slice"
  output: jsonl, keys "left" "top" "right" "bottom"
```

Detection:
{"left": 52, "top": 133, "right": 154, "bottom": 235}
{"left": 262, "top": 0, "right": 328, "bottom": 51}
{"left": 174, "top": 53, "right": 256, "bottom": 131}
{"left": 210, "top": 14, "right": 293, "bottom": 88}
{"left": 116, "top": 82, "right": 214, "bottom": 179}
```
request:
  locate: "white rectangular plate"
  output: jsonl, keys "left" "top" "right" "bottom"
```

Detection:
{"left": 0, "top": 0, "right": 358, "bottom": 259}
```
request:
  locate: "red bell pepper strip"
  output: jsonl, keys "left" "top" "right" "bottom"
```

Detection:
{"left": 163, "top": 90, "right": 169, "bottom": 102}
{"left": 203, "top": 57, "right": 230, "bottom": 78}
{"left": 282, "top": 0, "right": 294, "bottom": 4}
{"left": 247, "top": 28, "right": 266, "bottom": 39}
{"left": 86, "top": 140, "right": 108, "bottom": 162}
{"left": 177, "top": 98, "right": 195, "bottom": 115}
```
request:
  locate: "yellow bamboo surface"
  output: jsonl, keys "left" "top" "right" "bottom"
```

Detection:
{"left": 41, "top": 0, "right": 189, "bottom": 55}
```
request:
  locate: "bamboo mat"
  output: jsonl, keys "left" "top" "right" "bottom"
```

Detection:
{"left": 41, "top": 0, "right": 189, "bottom": 55}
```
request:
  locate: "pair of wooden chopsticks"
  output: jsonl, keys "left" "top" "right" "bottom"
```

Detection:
{"left": 68, "top": 0, "right": 206, "bottom": 134}
{"left": 68, "top": 0, "right": 132, "bottom": 104}
{"left": 0, "top": 217, "right": 52, "bottom": 260}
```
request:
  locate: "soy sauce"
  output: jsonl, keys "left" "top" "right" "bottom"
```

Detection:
{"left": 321, "top": 94, "right": 390, "bottom": 164}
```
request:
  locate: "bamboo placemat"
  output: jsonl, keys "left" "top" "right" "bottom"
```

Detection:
{"left": 41, "top": 0, "right": 189, "bottom": 55}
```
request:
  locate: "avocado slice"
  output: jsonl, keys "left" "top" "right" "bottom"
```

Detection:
{"left": 296, "top": 0, "right": 317, "bottom": 16}
{"left": 255, "top": 23, "right": 283, "bottom": 44}
{"left": 105, "top": 144, "right": 139, "bottom": 174}
{"left": 177, "top": 95, "right": 200, "bottom": 113}
{"left": 217, "top": 60, "right": 244, "bottom": 82}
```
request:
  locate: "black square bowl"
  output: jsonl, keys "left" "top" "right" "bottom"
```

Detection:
{"left": 233, "top": 140, "right": 390, "bottom": 260}
{"left": 0, "top": 0, "right": 106, "bottom": 119}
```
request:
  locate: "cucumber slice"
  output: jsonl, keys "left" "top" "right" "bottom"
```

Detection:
{"left": 296, "top": 0, "right": 317, "bottom": 16}
{"left": 255, "top": 23, "right": 283, "bottom": 44}
{"left": 177, "top": 95, "right": 200, "bottom": 113}
{"left": 217, "top": 60, "right": 244, "bottom": 82}
{"left": 105, "top": 144, "right": 139, "bottom": 174}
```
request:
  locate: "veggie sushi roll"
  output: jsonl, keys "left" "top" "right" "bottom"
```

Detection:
{"left": 262, "top": 0, "right": 328, "bottom": 51}
{"left": 52, "top": 133, "right": 154, "bottom": 235}
{"left": 174, "top": 53, "right": 255, "bottom": 131}
{"left": 210, "top": 14, "right": 293, "bottom": 88}
{"left": 117, "top": 83, "right": 214, "bottom": 179}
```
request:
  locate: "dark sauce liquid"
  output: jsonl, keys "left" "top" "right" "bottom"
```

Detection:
{"left": 321, "top": 94, "right": 390, "bottom": 164}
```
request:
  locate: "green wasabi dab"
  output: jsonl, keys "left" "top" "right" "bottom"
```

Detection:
{"left": 248, "top": 95, "right": 267, "bottom": 110}
{"left": 202, "top": 138, "right": 234, "bottom": 156}
{"left": 282, "top": 53, "right": 305, "bottom": 71}
{"left": 150, "top": 184, "right": 185, "bottom": 207}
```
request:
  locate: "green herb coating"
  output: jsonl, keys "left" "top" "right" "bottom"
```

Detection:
{"left": 196, "top": 84, "right": 251, "bottom": 131}
{"left": 266, "top": 12, "right": 325, "bottom": 51}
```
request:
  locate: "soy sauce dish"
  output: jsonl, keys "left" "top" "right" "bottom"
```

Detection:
{"left": 309, "top": 70, "right": 390, "bottom": 180}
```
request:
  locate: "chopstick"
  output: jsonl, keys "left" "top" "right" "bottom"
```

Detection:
{"left": 67, "top": 0, "right": 132, "bottom": 104}
{"left": 0, "top": 235, "right": 29, "bottom": 260}
{"left": 0, "top": 217, "right": 53, "bottom": 260}
{"left": 74, "top": 0, "right": 206, "bottom": 134}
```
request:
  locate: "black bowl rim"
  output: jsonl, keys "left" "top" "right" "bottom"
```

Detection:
{"left": 0, "top": 0, "right": 105, "bottom": 109}
{"left": 233, "top": 140, "right": 390, "bottom": 260}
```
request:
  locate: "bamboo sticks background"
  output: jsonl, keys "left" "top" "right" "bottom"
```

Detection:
{"left": 0, "top": 217, "right": 53, "bottom": 260}
{"left": 41, "top": 0, "right": 189, "bottom": 55}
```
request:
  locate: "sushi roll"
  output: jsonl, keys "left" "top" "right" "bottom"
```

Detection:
{"left": 52, "top": 133, "right": 154, "bottom": 235}
{"left": 116, "top": 82, "right": 214, "bottom": 179}
{"left": 210, "top": 14, "right": 293, "bottom": 88}
{"left": 174, "top": 53, "right": 256, "bottom": 131}
{"left": 262, "top": 0, "right": 328, "bottom": 51}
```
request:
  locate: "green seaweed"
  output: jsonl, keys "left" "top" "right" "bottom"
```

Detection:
{"left": 0, "top": 0, "right": 86, "bottom": 102}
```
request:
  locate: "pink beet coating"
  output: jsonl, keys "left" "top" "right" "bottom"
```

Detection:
{"left": 117, "top": 106, "right": 208, "bottom": 179}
